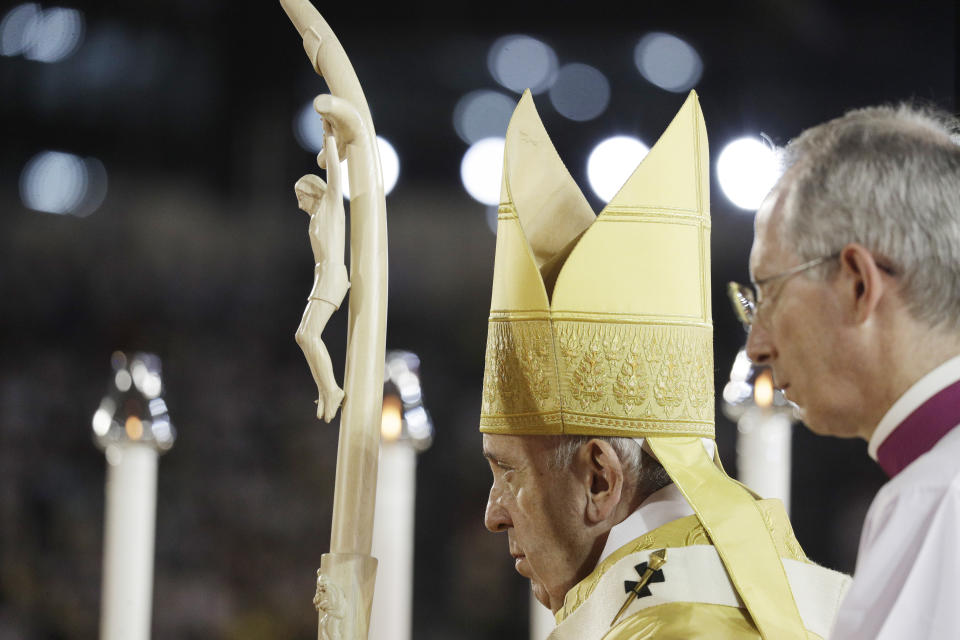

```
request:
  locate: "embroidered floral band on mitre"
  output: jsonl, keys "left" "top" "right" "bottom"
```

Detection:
{"left": 480, "top": 319, "right": 714, "bottom": 437}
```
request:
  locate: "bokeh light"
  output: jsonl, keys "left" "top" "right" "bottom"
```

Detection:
{"left": 717, "top": 137, "right": 781, "bottom": 210}
{"left": 341, "top": 136, "right": 401, "bottom": 199}
{"left": 0, "top": 4, "right": 84, "bottom": 62}
{"left": 0, "top": 3, "right": 38, "bottom": 56}
{"left": 634, "top": 32, "right": 702, "bottom": 93}
{"left": 487, "top": 34, "right": 558, "bottom": 95}
{"left": 453, "top": 90, "right": 515, "bottom": 144}
{"left": 586, "top": 136, "right": 650, "bottom": 202}
{"left": 460, "top": 137, "right": 505, "bottom": 206}
{"left": 20, "top": 151, "right": 107, "bottom": 217}
{"left": 294, "top": 99, "right": 325, "bottom": 154}
{"left": 549, "top": 63, "right": 610, "bottom": 122}
{"left": 293, "top": 101, "right": 400, "bottom": 198}
{"left": 25, "top": 6, "right": 84, "bottom": 62}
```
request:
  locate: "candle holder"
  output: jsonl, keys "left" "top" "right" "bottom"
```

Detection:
{"left": 92, "top": 351, "right": 175, "bottom": 455}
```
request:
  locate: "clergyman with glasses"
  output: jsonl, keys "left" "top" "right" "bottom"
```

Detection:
{"left": 732, "top": 104, "right": 960, "bottom": 639}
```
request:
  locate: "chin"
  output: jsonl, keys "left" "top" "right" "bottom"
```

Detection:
{"left": 800, "top": 409, "right": 860, "bottom": 439}
{"left": 531, "top": 581, "right": 552, "bottom": 611}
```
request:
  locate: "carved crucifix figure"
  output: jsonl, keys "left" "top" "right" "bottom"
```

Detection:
{"left": 294, "top": 94, "right": 371, "bottom": 423}
{"left": 295, "top": 122, "right": 348, "bottom": 421}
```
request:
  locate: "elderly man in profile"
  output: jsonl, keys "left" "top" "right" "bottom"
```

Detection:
{"left": 478, "top": 88, "right": 850, "bottom": 640}
{"left": 738, "top": 104, "right": 960, "bottom": 638}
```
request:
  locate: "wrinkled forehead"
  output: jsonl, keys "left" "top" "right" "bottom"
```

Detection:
{"left": 749, "top": 180, "right": 795, "bottom": 279}
{"left": 482, "top": 433, "right": 553, "bottom": 467}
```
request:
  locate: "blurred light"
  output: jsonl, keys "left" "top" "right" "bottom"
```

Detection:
{"left": 722, "top": 347, "right": 795, "bottom": 422}
{"left": 634, "top": 32, "right": 702, "bottom": 93}
{"left": 20, "top": 151, "right": 107, "bottom": 217}
{"left": 342, "top": 136, "right": 399, "bottom": 199}
{"left": 487, "top": 34, "right": 557, "bottom": 94}
{"left": 722, "top": 380, "right": 753, "bottom": 407}
{"left": 114, "top": 369, "right": 132, "bottom": 392}
{"left": 586, "top": 136, "right": 649, "bottom": 202}
{"left": 381, "top": 394, "right": 403, "bottom": 442}
{"left": 460, "top": 137, "right": 504, "bottom": 205}
{"left": 111, "top": 350, "right": 127, "bottom": 371}
{"left": 0, "top": 3, "right": 38, "bottom": 56}
{"left": 404, "top": 406, "right": 430, "bottom": 439}
{"left": 140, "top": 373, "right": 162, "bottom": 398}
{"left": 293, "top": 104, "right": 400, "bottom": 199}
{"left": 549, "top": 63, "right": 610, "bottom": 122}
{"left": 453, "top": 90, "right": 515, "bottom": 144}
{"left": 92, "top": 407, "right": 112, "bottom": 437}
{"left": 754, "top": 369, "right": 774, "bottom": 408}
{"left": 485, "top": 205, "right": 499, "bottom": 235}
{"left": 152, "top": 419, "right": 174, "bottom": 449}
{"left": 385, "top": 351, "right": 419, "bottom": 380}
{"left": 717, "top": 137, "right": 781, "bottom": 210}
{"left": 148, "top": 398, "right": 168, "bottom": 417}
{"left": 130, "top": 352, "right": 163, "bottom": 399}
{"left": 131, "top": 360, "right": 147, "bottom": 388}
{"left": 24, "top": 6, "right": 84, "bottom": 63}
{"left": 378, "top": 137, "right": 400, "bottom": 196}
{"left": 396, "top": 370, "right": 421, "bottom": 404}
{"left": 294, "top": 100, "right": 325, "bottom": 154}
{"left": 729, "top": 350, "right": 753, "bottom": 382}
{"left": 20, "top": 151, "right": 84, "bottom": 215}
{"left": 125, "top": 416, "right": 144, "bottom": 441}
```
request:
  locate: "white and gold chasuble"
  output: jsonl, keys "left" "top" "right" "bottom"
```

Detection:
{"left": 550, "top": 496, "right": 850, "bottom": 640}
{"left": 479, "top": 91, "right": 849, "bottom": 639}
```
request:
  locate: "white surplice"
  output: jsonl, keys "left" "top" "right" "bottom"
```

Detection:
{"left": 830, "top": 355, "right": 960, "bottom": 639}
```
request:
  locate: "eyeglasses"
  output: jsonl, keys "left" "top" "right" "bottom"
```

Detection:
{"left": 728, "top": 252, "right": 899, "bottom": 331}
{"left": 727, "top": 254, "right": 839, "bottom": 331}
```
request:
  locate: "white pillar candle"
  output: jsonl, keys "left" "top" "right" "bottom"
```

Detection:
{"left": 369, "top": 440, "right": 417, "bottom": 640}
{"left": 736, "top": 407, "right": 793, "bottom": 514}
{"left": 100, "top": 442, "right": 159, "bottom": 640}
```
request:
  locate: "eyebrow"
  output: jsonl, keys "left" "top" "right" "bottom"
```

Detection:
{"left": 482, "top": 447, "right": 510, "bottom": 467}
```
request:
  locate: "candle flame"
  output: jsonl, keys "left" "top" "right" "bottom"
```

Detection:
{"left": 125, "top": 416, "right": 143, "bottom": 440}
{"left": 754, "top": 369, "right": 774, "bottom": 408}
{"left": 381, "top": 394, "right": 403, "bottom": 442}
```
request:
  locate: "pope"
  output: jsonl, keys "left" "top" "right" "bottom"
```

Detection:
{"left": 479, "top": 90, "right": 849, "bottom": 639}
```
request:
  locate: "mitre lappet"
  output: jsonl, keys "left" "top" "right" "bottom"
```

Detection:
{"left": 480, "top": 90, "right": 849, "bottom": 639}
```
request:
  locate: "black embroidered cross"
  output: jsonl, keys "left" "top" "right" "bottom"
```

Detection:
{"left": 610, "top": 549, "right": 668, "bottom": 628}
{"left": 623, "top": 560, "right": 666, "bottom": 598}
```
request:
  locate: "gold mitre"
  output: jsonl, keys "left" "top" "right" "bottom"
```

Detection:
{"left": 479, "top": 92, "right": 810, "bottom": 640}
{"left": 480, "top": 89, "right": 713, "bottom": 439}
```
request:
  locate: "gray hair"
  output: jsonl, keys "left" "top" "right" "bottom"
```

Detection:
{"left": 550, "top": 435, "right": 672, "bottom": 495}
{"left": 778, "top": 102, "right": 960, "bottom": 330}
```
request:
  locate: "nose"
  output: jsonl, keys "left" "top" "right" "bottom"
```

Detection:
{"left": 745, "top": 323, "right": 775, "bottom": 365}
{"left": 484, "top": 484, "right": 512, "bottom": 533}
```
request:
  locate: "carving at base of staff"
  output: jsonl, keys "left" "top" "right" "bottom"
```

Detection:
{"left": 313, "top": 571, "right": 345, "bottom": 640}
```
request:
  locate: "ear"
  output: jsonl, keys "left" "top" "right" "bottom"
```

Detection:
{"left": 577, "top": 439, "right": 625, "bottom": 525}
{"left": 836, "top": 243, "right": 887, "bottom": 324}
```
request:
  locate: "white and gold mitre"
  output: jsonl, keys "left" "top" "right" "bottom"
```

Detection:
{"left": 480, "top": 89, "right": 712, "bottom": 438}
{"left": 479, "top": 92, "right": 811, "bottom": 640}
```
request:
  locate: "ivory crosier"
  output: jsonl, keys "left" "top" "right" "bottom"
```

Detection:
{"left": 280, "top": 1, "right": 388, "bottom": 638}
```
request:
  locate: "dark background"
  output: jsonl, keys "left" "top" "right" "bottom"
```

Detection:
{"left": 0, "top": 1, "right": 955, "bottom": 638}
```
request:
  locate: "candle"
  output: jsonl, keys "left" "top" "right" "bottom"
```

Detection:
{"left": 100, "top": 442, "right": 159, "bottom": 640}
{"left": 368, "top": 351, "right": 432, "bottom": 640}
{"left": 93, "top": 352, "right": 175, "bottom": 640}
